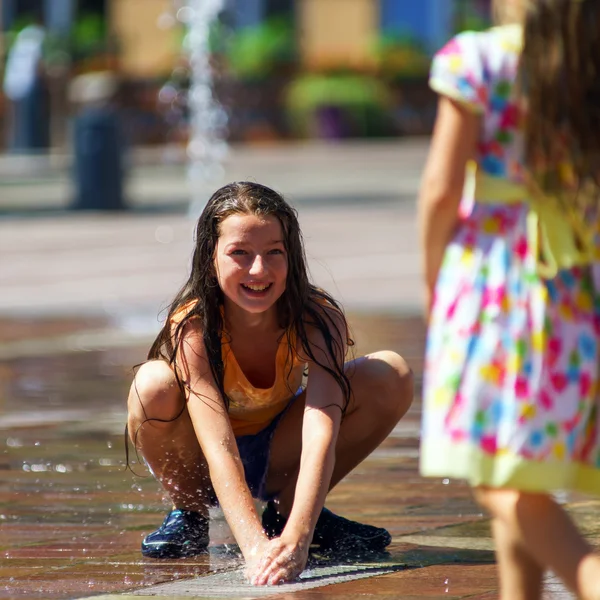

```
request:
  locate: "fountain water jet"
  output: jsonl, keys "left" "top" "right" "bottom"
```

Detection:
{"left": 179, "top": 0, "right": 228, "bottom": 216}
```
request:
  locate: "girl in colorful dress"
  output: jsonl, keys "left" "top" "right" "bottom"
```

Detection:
{"left": 127, "top": 182, "right": 413, "bottom": 585}
{"left": 419, "top": 1, "right": 600, "bottom": 598}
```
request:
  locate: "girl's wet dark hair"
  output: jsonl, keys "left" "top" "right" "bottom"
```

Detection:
{"left": 519, "top": 0, "right": 600, "bottom": 209}
{"left": 143, "top": 181, "right": 353, "bottom": 422}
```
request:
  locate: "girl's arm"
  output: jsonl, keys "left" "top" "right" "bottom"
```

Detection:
{"left": 283, "top": 316, "right": 345, "bottom": 542}
{"left": 418, "top": 96, "right": 480, "bottom": 315}
{"left": 253, "top": 305, "right": 347, "bottom": 585}
{"left": 177, "top": 323, "right": 269, "bottom": 562}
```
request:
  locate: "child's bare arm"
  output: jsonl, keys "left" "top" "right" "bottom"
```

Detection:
{"left": 418, "top": 96, "right": 480, "bottom": 314}
{"left": 252, "top": 306, "right": 346, "bottom": 585}
{"left": 177, "top": 323, "right": 269, "bottom": 561}
{"left": 288, "top": 305, "right": 347, "bottom": 535}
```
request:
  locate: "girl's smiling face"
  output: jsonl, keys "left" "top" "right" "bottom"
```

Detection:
{"left": 214, "top": 213, "right": 288, "bottom": 314}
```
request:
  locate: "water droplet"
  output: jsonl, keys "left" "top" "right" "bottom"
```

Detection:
{"left": 157, "top": 12, "right": 176, "bottom": 30}
{"left": 176, "top": 6, "right": 194, "bottom": 23}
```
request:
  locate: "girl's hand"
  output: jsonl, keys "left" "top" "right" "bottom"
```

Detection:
{"left": 245, "top": 534, "right": 310, "bottom": 586}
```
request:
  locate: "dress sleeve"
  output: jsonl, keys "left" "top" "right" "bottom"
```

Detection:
{"left": 429, "top": 31, "right": 488, "bottom": 113}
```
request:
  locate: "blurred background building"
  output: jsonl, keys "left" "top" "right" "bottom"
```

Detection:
{"left": 0, "top": 0, "right": 492, "bottom": 152}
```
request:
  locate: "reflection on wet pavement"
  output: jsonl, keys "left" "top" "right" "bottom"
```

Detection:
{"left": 0, "top": 313, "right": 582, "bottom": 599}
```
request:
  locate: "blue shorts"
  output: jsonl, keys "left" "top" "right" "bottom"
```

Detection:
{"left": 235, "top": 395, "right": 298, "bottom": 501}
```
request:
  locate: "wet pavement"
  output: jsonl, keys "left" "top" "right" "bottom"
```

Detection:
{"left": 0, "top": 140, "right": 587, "bottom": 599}
{"left": 2, "top": 311, "right": 585, "bottom": 600}
{"left": 0, "top": 312, "right": 479, "bottom": 600}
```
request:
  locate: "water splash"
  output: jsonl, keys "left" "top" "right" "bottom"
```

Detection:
{"left": 181, "top": 0, "right": 228, "bottom": 217}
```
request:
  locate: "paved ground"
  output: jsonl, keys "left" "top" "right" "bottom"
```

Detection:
{"left": 0, "top": 140, "right": 585, "bottom": 599}
{"left": 0, "top": 140, "right": 425, "bottom": 320}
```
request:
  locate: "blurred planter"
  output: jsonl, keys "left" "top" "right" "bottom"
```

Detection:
{"left": 388, "top": 79, "right": 437, "bottom": 136}
{"left": 285, "top": 73, "right": 392, "bottom": 139}
{"left": 44, "top": 13, "right": 115, "bottom": 73}
{"left": 205, "top": 16, "right": 298, "bottom": 142}
{"left": 374, "top": 32, "right": 431, "bottom": 83}
{"left": 213, "top": 74, "right": 294, "bottom": 143}
{"left": 373, "top": 33, "right": 436, "bottom": 136}
{"left": 223, "top": 17, "right": 297, "bottom": 82}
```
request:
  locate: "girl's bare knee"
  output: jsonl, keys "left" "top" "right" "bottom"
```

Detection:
{"left": 367, "top": 350, "right": 414, "bottom": 421}
{"left": 127, "top": 360, "right": 183, "bottom": 426}
{"left": 474, "top": 486, "right": 552, "bottom": 522}
{"left": 474, "top": 486, "right": 522, "bottom": 515}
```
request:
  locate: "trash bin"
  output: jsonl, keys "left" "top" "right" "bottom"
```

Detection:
{"left": 72, "top": 106, "right": 125, "bottom": 210}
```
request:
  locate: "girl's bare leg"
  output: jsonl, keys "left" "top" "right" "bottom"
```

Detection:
{"left": 474, "top": 487, "right": 600, "bottom": 600}
{"left": 127, "top": 360, "right": 214, "bottom": 516}
{"left": 491, "top": 517, "right": 544, "bottom": 600}
{"left": 265, "top": 351, "right": 414, "bottom": 512}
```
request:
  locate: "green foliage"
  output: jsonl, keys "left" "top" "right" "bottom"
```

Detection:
{"left": 70, "top": 13, "right": 107, "bottom": 60}
{"left": 285, "top": 73, "right": 391, "bottom": 137}
{"left": 287, "top": 73, "right": 389, "bottom": 111}
{"left": 453, "top": 0, "right": 492, "bottom": 33}
{"left": 226, "top": 16, "right": 296, "bottom": 80}
{"left": 4, "top": 12, "right": 108, "bottom": 69}
{"left": 374, "top": 30, "right": 431, "bottom": 81}
{"left": 455, "top": 15, "right": 489, "bottom": 32}
{"left": 4, "top": 14, "right": 40, "bottom": 51}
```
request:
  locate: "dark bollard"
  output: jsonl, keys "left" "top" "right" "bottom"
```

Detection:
{"left": 10, "top": 78, "right": 51, "bottom": 152}
{"left": 72, "top": 107, "right": 125, "bottom": 210}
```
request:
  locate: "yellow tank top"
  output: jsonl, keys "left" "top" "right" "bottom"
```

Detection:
{"left": 170, "top": 301, "right": 305, "bottom": 436}
{"left": 224, "top": 331, "right": 305, "bottom": 436}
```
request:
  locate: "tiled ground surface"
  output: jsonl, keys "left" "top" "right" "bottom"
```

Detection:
{"left": 0, "top": 313, "right": 588, "bottom": 599}
{"left": 0, "top": 141, "right": 587, "bottom": 598}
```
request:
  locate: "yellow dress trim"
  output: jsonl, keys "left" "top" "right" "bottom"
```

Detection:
{"left": 421, "top": 439, "right": 600, "bottom": 496}
{"left": 472, "top": 168, "right": 596, "bottom": 279}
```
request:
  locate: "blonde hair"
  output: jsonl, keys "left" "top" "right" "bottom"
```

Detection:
{"left": 493, "top": 0, "right": 527, "bottom": 24}
{"left": 518, "top": 0, "right": 600, "bottom": 210}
